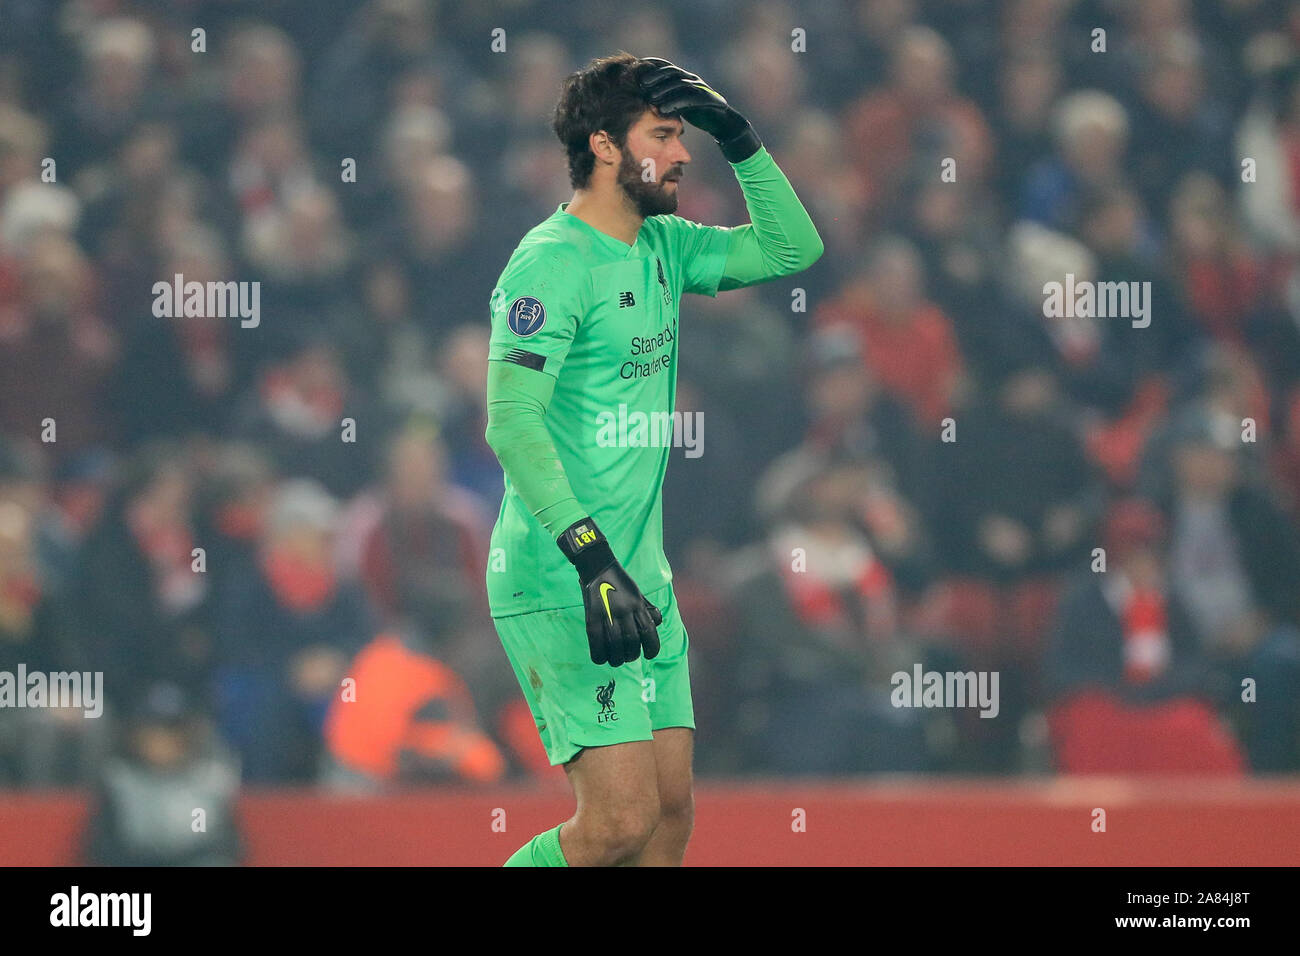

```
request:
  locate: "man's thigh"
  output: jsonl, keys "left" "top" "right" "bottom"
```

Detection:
{"left": 650, "top": 726, "right": 694, "bottom": 813}
{"left": 563, "top": 737, "right": 658, "bottom": 815}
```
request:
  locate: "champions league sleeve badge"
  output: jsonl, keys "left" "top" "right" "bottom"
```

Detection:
{"left": 507, "top": 296, "right": 546, "bottom": 337}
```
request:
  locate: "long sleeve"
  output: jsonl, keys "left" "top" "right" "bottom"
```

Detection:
{"left": 483, "top": 359, "right": 588, "bottom": 538}
{"left": 717, "top": 146, "right": 824, "bottom": 291}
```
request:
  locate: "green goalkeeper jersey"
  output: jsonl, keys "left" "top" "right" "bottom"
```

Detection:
{"left": 484, "top": 146, "right": 823, "bottom": 617}
{"left": 486, "top": 206, "right": 727, "bottom": 615}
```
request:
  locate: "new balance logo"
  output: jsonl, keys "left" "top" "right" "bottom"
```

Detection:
{"left": 618, "top": 291, "right": 635, "bottom": 308}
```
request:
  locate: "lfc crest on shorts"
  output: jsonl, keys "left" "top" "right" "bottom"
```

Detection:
{"left": 596, "top": 679, "right": 618, "bottom": 722}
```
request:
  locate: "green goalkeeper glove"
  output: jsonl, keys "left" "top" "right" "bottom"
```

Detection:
{"left": 637, "top": 56, "right": 762, "bottom": 163}
{"left": 557, "top": 517, "right": 663, "bottom": 667}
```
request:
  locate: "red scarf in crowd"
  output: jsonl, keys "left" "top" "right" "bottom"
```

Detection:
{"left": 130, "top": 511, "right": 203, "bottom": 614}
{"left": 1121, "top": 587, "right": 1171, "bottom": 685}
{"left": 776, "top": 529, "right": 896, "bottom": 641}
{"left": 262, "top": 546, "right": 336, "bottom": 613}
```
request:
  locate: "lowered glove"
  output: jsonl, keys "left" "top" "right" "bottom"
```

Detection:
{"left": 637, "top": 56, "right": 762, "bottom": 163}
{"left": 557, "top": 517, "right": 663, "bottom": 666}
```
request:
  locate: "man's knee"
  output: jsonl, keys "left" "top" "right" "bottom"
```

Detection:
{"left": 658, "top": 786, "right": 694, "bottom": 835}
{"left": 585, "top": 793, "right": 661, "bottom": 862}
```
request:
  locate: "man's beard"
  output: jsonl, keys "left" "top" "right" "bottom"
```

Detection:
{"left": 616, "top": 147, "right": 679, "bottom": 217}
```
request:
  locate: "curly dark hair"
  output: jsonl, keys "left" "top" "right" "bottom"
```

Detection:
{"left": 552, "top": 51, "right": 652, "bottom": 189}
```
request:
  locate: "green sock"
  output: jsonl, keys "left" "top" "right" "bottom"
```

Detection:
{"left": 503, "top": 823, "right": 569, "bottom": 867}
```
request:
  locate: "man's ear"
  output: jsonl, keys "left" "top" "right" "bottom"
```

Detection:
{"left": 589, "top": 129, "right": 618, "bottom": 167}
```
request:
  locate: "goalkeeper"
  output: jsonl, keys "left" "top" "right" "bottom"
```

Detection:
{"left": 486, "top": 53, "right": 823, "bottom": 866}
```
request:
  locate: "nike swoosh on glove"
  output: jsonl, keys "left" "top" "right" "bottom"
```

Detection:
{"left": 557, "top": 517, "right": 663, "bottom": 666}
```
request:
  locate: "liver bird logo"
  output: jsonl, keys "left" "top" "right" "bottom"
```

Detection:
{"left": 596, "top": 679, "right": 616, "bottom": 714}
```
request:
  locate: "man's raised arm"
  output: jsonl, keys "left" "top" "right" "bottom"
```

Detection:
{"left": 638, "top": 56, "right": 824, "bottom": 291}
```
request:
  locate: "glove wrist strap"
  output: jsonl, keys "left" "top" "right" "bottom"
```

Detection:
{"left": 557, "top": 517, "right": 616, "bottom": 582}
{"left": 718, "top": 123, "right": 761, "bottom": 163}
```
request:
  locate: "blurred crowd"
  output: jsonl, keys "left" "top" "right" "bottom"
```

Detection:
{"left": 1, "top": 1, "right": 1299, "bottom": 847}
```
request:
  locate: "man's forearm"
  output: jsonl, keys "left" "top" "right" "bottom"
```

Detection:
{"left": 718, "top": 146, "right": 824, "bottom": 290}
{"left": 484, "top": 360, "right": 588, "bottom": 538}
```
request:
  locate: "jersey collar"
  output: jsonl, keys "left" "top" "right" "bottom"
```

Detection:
{"left": 557, "top": 203, "right": 645, "bottom": 258}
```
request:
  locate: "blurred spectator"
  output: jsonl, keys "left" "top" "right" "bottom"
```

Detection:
{"left": 1161, "top": 407, "right": 1294, "bottom": 633}
{"left": 84, "top": 682, "right": 242, "bottom": 866}
{"left": 0, "top": 440, "right": 104, "bottom": 786}
{"left": 356, "top": 422, "right": 488, "bottom": 638}
{"left": 322, "top": 628, "right": 506, "bottom": 789}
{"left": 179, "top": 24, "right": 301, "bottom": 180}
{"left": 213, "top": 479, "right": 374, "bottom": 783}
{"left": 308, "top": 0, "right": 450, "bottom": 163}
{"left": 243, "top": 172, "right": 358, "bottom": 332}
{"left": 1236, "top": 66, "right": 1300, "bottom": 253}
{"left": 1155, "top": 407, "right": 1300, "bottom": 769}
{"left": 1046, "top": 499, "right": 1202, "bottom": 698}
{"left": 1129, "top": 32, "right": 1233, "bottom": 222}
{"left": 819, "top": 0, "right": 917, "bottom": 108}
{"left": 346, "top": 257, "right": 430, "bottom": 401}
{"left": 431, "top": 324, "right": 501, "bottom": 504}
{"left": 1021, "top": 90, "right": 1130, "bottom": 234}
{"left": 112, "top": 224, "right": 240, "bottom": 446}
{"left": 845, "top": 25, "right": 992, "bottom": 224}
{"left": 1076, "top": 186, "right": 1192, "bottom": 373}
{"left": 991, "top": 50, "right": 1062, "bottom": 208}
{"left": 232, "top": 337, "right": 385, "bottom": 499}
{"left": 1138, "top": 345, "right": 1272, "bottom": 498}
{"left": 1170, "top": 172, "right": 1299, "bottom": 383}
{"left": 660, "top": 377, "right": 750, "bottom": 560}
{"left": 0, "top": 104, "right": 49, "bottom": 204}
{"left": 719, "top": 28, "right": 809, "bottom": 141}
{"left": 930, "top": 362, "right": 1100, "bottom": 584}
{"left": 728, "top": 468, "right": 929, "bottom": 774}
{"left": 191, "top": 443, "right": 277, "bottom": 598}
{"left": 816, "top": 236, "right": 966, "bottom": 428}
{"left": 1043, "top": 498, "right": 1246, "bottom": 774}
{"left": 0, "top": 231, "right": 116, "bottom": 462}
{"left": 380, "top": 155, "right": 500, "bottom": 339}
{"left": 53, "top": 18, "right": 161, "bottom": 179}
{"left": 757, "top": 326, "right": 934, "bottom": 585}
{"left": 75, "top": 444, "right": 210, "bottom": 707}
{"left": 78, "top": 120, "right": 179, "bottom": 293}
{"left": 900, "top": 177, "right": 1006, "bottom": 360}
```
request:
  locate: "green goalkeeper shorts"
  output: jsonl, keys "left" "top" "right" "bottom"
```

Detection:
{"left": 492, "top": 583, "right": 695, "bottom": 766}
